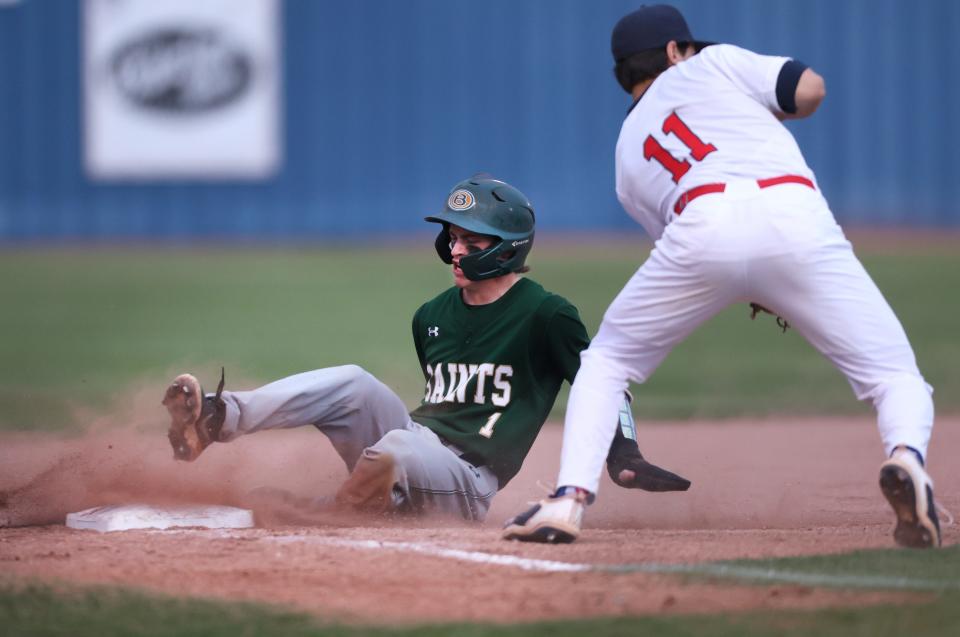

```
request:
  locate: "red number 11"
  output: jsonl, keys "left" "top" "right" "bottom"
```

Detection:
{"left": 642, "top": 112, "right": 717, "bottom": 183}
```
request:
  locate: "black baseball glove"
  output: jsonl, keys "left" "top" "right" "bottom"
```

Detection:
{"left": 749, "top": 302, "right": 790, "bottom": 332}
{"left": 606, "top": 427, "right": 691, "bottom": 491}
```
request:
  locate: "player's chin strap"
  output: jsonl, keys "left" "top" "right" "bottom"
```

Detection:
{"left": 749, "top": 302, "right": 790, "bottom": 333}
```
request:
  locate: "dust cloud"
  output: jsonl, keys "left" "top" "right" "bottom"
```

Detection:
{"left": 0, "top": 383, "right": 348, "bottom": 527}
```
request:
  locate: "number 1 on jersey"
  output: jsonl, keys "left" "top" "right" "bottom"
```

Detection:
{"left": 643, "top": 112, "right": 717, "bottom": 183}
{"left": 478, "top": 412, "right": 502, "bottom": 439}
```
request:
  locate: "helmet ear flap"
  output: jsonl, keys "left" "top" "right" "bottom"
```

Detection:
{"left": 434, "top": 225, "right": 453, "bottom": 264}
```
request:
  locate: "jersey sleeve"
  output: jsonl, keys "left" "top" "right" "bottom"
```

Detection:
{"left": 775, "top": 59, "right": 810, "bottom": 114}
{"left": 411, "top": 304, "right": 427, "bottom": 377}
{"left": 702, "top": 44, "right": 792, "bottom": 113}
{"left": 541, "top": 300, "right": 590, "bottom": 384}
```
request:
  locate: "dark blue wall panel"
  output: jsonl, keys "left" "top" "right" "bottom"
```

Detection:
{"left": 1, "top": 0, "right": 958, "bottom": 239}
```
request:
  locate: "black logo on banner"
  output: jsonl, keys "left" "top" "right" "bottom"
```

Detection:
{"left": 110, "top": 28, "right": 252, "bottom": 114}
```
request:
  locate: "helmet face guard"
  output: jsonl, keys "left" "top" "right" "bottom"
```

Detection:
{"left": 433, "top": 226, "right": 535, "bottom": 281}
{"left": 426, "top": 176, "right": 536, "bottom": 282}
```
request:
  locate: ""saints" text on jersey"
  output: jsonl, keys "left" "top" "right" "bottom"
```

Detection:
{"left": 423, "top": 363, "right": 513, "bottom": 406}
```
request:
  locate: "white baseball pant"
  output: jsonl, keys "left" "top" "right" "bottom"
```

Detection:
{"left": 558, "top": 181, "right": 934, "bottom": 495}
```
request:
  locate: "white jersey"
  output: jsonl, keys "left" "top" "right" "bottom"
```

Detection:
{"left": 615, "top": 44, "right": 816, "bottom": 240}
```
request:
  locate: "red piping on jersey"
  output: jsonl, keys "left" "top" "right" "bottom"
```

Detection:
{"left": 674, "top": 174, "right": 815, "bottom": 214}
{"left": 756, "top": 175, "right": 815, "bottom": 190}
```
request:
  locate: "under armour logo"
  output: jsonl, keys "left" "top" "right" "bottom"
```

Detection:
{"left": 428, "top": 326, "right": 440, "bottom": 337}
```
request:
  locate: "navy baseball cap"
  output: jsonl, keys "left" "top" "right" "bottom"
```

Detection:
{"left": 611, "top": 4, "right": 712, "bottom": 62}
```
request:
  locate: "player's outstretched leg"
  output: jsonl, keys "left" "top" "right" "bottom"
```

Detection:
{"left": 162, "top": 369, "right": 226, "bottom": 462}
{"left": 502, "top": 488, "right": 588, "bottom": 544}
{"left": 879, "top": 447, "right": 941, "bottom": 548}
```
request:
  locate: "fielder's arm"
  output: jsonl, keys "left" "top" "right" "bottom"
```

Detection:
{"left": 776, "top": 61, "right": 826, "bottom": 120}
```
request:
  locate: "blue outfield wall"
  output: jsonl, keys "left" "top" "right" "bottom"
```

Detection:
{"left": 0, "top": 0, "right": 958, "bottom": 240}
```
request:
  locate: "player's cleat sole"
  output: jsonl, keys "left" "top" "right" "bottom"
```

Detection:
{"left": 502, "top": 496, "right": 584, "bottom": 544}
{"left": 162, "top": 370, "right": 226, "bottom": 462}
{"left": 879, "top": 450, "right": 941, "bottom": 549}
{"left": 163, "top": 374, "right": 205, "bottom": 462}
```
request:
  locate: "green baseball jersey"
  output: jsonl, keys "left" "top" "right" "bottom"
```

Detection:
{"left": 409, "top": 277, "right": 589, "bottom": 487}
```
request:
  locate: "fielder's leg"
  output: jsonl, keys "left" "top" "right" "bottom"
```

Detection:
{"left": 749, "top": 207, "right": 938, "bottom": 547}
{"left": 507, "top": 222, "right": 742, "bottom": 542}
{"left": 557, "top": 243, "right": 740, "bottom": 497}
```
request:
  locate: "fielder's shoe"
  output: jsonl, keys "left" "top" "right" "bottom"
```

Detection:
{"left": 162, "top": 368, "right": 226, "bottom": 462}
{"left": 501, "top": 487, "right": 589, "bottom": 544}
{"left": 879, "top": 447, "right": 941, "bottom": 548}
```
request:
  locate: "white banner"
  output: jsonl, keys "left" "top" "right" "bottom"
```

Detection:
{"left": 84, "top": 0, "right": 281, "bottom": 180}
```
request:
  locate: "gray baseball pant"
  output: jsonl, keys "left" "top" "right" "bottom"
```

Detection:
{"left": 216, "top": 364, "right": 498, "bottom": 521}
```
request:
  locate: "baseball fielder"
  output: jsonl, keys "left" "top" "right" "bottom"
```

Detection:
{"left": 504, "top": 5, "right": 941, "bottom": 547}
{"left": 163, "top": 175, "right": 689, "bottom": 521}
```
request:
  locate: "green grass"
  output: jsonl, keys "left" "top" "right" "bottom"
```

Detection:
{"left": 0, "top": 582, "right": 325, "bottom": 637}
{"left": 2, "top": 579, "right": 958, "bottom": 637}
{"left": 2, "top": 539, "right": 958, "bottom": 635}
{"left": 676, "top": 545, "right": 960, "bottom": 597}
{"left": 1, "top": 243, "right": 957, "bottom": 431}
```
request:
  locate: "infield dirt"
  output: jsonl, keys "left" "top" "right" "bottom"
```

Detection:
{"left": 1, "top": 416, "right": 957, "bottom": 623}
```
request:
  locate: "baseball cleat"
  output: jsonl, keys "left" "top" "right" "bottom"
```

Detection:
{"left": 502, "top": 490, "right": 587, "bottom": 543}
{"left": 335, "top": 450, "right": 402, "bottom": 512}
{"left": 879, "top": 447, "right": 941, "bottom": 548}
{"left": 162, "top": 368, "right": 226, "bottom": 462}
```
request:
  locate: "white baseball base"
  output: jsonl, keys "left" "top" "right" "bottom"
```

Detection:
{"left": 66, "top": 504, "right": 254, "bottom": 532}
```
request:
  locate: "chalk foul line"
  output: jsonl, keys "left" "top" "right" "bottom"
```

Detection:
{"left": 188, "top": 530, "right": 958, "bottom": 592}
{"left": 267, "top": 536, "right": 590, "bottom": 573}
{"left": 256, "top": 534, "right": 959, "bottom": 592}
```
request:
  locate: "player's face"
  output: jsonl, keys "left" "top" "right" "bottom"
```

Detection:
{"left": 448, "top": 224, "right": 494, "bottom": 288}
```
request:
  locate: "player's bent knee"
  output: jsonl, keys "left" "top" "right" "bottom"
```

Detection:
{"left": 370, "top": 430, "right": 433, "bottom": 488}
{"left": 371, "top": 430, "right": 419, "bottom": 465}
{"left": 331, "top": 364, "right": 383, "bottom": 407}
{"left": 335, "top": 364, "right": 373, "bottom": 387}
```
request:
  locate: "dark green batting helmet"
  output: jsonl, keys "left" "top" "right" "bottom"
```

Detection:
{"left": 425, "top": 175, "right": 536, "bottom": 281}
